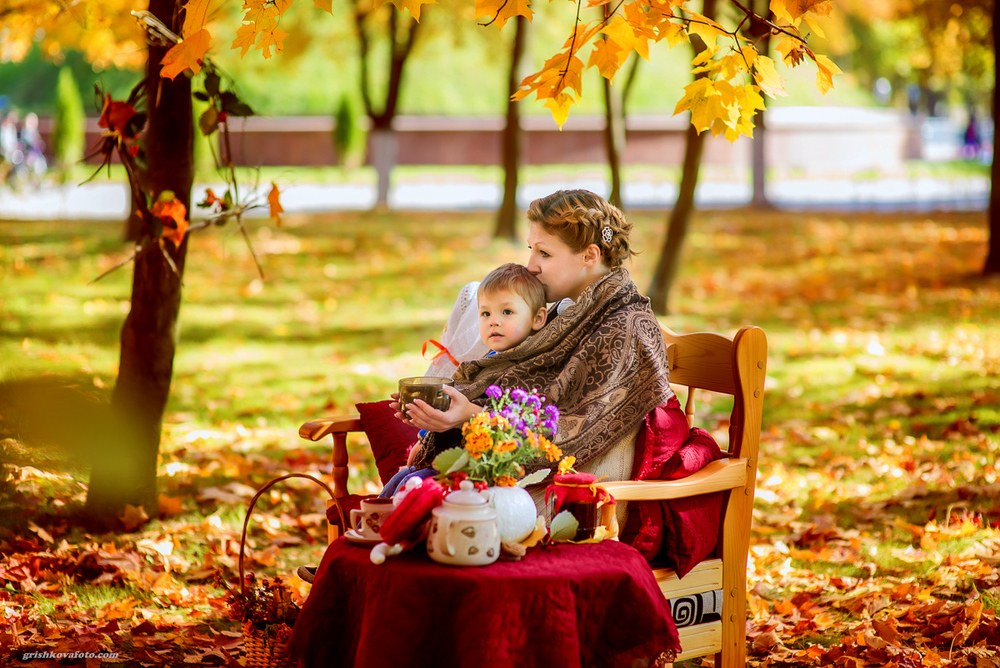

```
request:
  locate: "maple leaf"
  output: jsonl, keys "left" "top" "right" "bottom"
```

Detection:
{"left": 160, "top": 28, "right": 212, "bottom": 79}
{"left": 684, "top": 10, "right": 726, "bottom": 49}
{"left": 588, "top": 39, "right": 626, "bottom": 80}
{"left": 256, "top": 26, "right": 289, "bottom": 59}
{"left": 753, "top": 54, "right": 787, "bottom": 98}
{"left": 314, "top": 0, "right": 334, "bottom": 13}
{"left": 602, "top": 15, "right": 645, "bottom": 64}
{"left": 268, "top": 182, "right": 285, "bottom": 225}
{"left": 476, "top": 0, "right": 532, "bottom": 29}
{"left": 770, "top": 0, "right": 831, "bottom": 24}
{"left": 231, "top": 23, "right": 257, "bottom": 58}
{"left": 378, "top": 0, "right": 437, "bottom": 22}
{"left": 811, "top": 53, "right": 841, "bottom": 95}
{"left": 544, "top": 93, "right": 576, "bottom": 129}
{"left": 153, "top": 192, "right": 189, "bottom": 245}
{"left": 181, "top": 0, "right": 212, "bottom": 38}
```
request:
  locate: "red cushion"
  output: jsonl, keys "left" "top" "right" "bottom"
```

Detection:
{"left": 356, "top": 400, "right": 419, "bottom": 485}
{"left": 620, "top": 399, "right": 725, "bottom": 578}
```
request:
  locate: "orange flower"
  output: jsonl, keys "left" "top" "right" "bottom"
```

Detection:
{"left": 98, "top": 94, "right": 138, "bottom": 142}
{"left": 152, "top": 192, "right": 188, "bottom": 246}
{"left": 495, "top": 440, "right": 518, "bottom": 454}
{"left": 539, "top": 436, "right": 561, "bottom": 462}
{"left": 494, "top": 475, "right": 517, "bottom": 487}
{"left": 558, "top": 456, "right": 576, "bottom": 475}
{"left": 464, "top": 429, "right": 493, "bottom": 459}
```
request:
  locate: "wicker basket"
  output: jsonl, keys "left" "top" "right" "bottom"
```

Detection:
{"left": 244, "top": 625, "right": 295, "bottom": 668}
{"left": 238, "top": 473, "right": 344, "bottom": 668}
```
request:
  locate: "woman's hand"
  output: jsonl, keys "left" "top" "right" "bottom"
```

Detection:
{"left": 404, "top": 385, "right": 481, "bottom": 432}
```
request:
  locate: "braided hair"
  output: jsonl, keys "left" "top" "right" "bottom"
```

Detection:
{"left": 525, "top": 190, "right": 635, "bottom": 268}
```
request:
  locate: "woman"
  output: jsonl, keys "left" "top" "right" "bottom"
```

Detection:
{"left": 398, "top": 189, "right": 675, "bottom": 481}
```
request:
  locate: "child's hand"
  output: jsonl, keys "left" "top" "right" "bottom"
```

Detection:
{"left": 405, "top": 385, "right": 481, "bottom": 432}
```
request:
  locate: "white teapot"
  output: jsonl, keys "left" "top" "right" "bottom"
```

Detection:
{"left": 427, "top": 480, "right": 500, "bottom": 567}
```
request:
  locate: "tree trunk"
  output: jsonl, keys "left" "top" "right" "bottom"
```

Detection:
{"left": 647, "top": 122, "right": 708, "bottom": 315}
{"left": 85, "top": 0, "right": 194, "bottom": 530}
{"left": 603, "top": 76, "right": 626, "bottom": 210}
{"left": 646, "top": 0, "right": 716, "bottom": 315}
{"left": 984, "top": 0, "right": 1000, "bottom": 275}
{"left": 370, "top": 125, "right": 396, "bottom": 211}
{"left": 749, "top": 107, "right": 771, "bottom": 208}
{"left": 748, "top": 0, "right": 772, "bottom": 209}
{"left": 495, "top": 15, "right": 527, "bottom": 240}
{"left": 357, "top": 6, "right": 420, "bottom": 210}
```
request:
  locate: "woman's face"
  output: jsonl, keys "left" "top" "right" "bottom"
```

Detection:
{"left": 526, "top": 223, "right": 593, "bottom": 303}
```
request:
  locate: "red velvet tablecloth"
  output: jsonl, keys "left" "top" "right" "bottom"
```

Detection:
{"left": 291, "top": 539, "right": 681, "bottom": 668}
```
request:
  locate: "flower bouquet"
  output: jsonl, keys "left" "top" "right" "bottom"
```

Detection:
{"left": 432, "top": 385, "right": 563, "bottom": 489}
{"left": 218, "top": 571, "right": 298, "bottom": 668}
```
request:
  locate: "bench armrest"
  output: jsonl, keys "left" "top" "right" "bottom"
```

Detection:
{"left": 299, "top": 415, "right": 363, "bottom": 441}
{"left": 601, "top": 458, "right": 750, "bottom": 501}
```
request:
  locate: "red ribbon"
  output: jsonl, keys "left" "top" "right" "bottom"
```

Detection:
{"left": 422, "top": 339, "right": 459, "bottom": 367}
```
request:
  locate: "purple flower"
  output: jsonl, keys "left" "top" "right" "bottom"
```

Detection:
{"left": 486, "top": 385, "right": 503, "bottom": 400}
{"left": 526, "top": 393, "right": 542, "bottom": 409}
{"left": 511, "top": 388, "right": 529, "bottom": 404}
{"left": 542, "top": 418, "right": 558, "bottom": 434}
{"left": 545, "top": 404, "right": 560, "bottom": 421}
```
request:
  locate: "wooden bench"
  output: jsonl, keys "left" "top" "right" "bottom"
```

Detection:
{"left": 300, "top": 323, "right": 767, "bottom": 668}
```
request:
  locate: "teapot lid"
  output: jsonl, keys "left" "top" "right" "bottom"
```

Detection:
{"left": 445, "top": 480, "right": 488, "bottom": 506}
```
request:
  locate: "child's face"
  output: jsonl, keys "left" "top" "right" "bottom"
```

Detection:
{"left": 478, "top": 289, "right": 547, "bottom": 353}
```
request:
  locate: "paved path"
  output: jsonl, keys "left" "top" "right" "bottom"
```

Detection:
{"left": 0, "top": 173, "right": 989, "bottom": 221}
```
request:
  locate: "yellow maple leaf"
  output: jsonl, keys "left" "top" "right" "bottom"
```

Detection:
{"left": 812, "top": 53, "right": 841, "bottom": 95}
{"left": 770, "top": 0, "right": 831, "bottom": 24}
{"left": 257, "top": 26, "right": 289, "bottom": 58}
{"left": 753, "top": 54, "right": 787, "bottom": 98}
{"left": 544, "top": 92, "right": 576, "bottom": 129}
{"left": 181, "top": 0, "right": 212, "bottom": 38}
{"left": 244, "top": 0, "right": 279, "bottom": 30}
{"left": 160, "top": 28, "right": 211, "bottom": 79}
{"left": 588, "top": 39, "right": 625, "bottom": 80}
{"left": 231, "top": 22, "right": 257, "bottom": 57}
{"left": 384, "top": 0, "right": 437, "bottom": 22}
{"left": 602, "top": 15, "right": 645, "bottom": 63}
{"left": 274, "top": 0, "right": 294, "bottom": 16}
{"left": 659, "top": 20, "right": 687, "bottom": 47}
{"left": 314, "top": 0, "right": 334, "bottom": 13}
{"left": 802, "top": 11, "right": 826, "bottom": 39}
{"left": 268, "top": 182, "right": 285, "bottom": 225}
{"left": 684, "top": 10, "right": 725, "bottom": 49}
{"left": 476, "top": 0, "right": 532, "bottom": 29}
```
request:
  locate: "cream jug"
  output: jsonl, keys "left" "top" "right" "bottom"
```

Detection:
{"left": 427, "top": 480, "right": 500, "bottom": 567}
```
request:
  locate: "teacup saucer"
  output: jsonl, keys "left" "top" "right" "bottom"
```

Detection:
{"left": 344, "top": 528, "right": 382, "bottom": 546}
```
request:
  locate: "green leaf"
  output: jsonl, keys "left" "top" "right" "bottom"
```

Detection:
{"left": 432, "top": 447, "right": 468, "bottom": 475}
{"left": 517, "top": 468, "right": 550, "bottom": 487}
{"left": 549, "top": 511, "right": 579, "bottom": 541}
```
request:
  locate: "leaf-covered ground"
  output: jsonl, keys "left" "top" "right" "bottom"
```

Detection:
{"left": 1, "top": 208, "right": 998, "bottom": 666}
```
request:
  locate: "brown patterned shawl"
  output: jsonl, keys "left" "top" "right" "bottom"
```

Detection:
{"left": 412, "top": 268, "right": 675, "bottom": 473}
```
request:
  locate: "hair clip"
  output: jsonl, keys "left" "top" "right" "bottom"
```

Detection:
{"left": 601, "top": 226, "right": 613, "bottom": 244}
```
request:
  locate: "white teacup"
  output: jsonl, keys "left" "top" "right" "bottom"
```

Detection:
{"left": 350, "top": 497, "right": 395, "bottom": 539}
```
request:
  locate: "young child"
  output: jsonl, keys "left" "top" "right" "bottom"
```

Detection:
{"left": 393, "top": 263, "right": 547, "bottom": 483}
